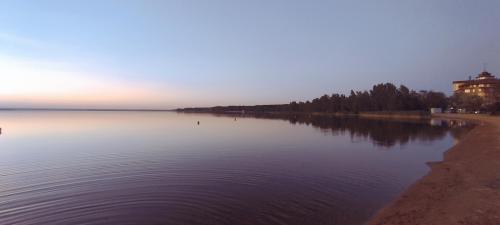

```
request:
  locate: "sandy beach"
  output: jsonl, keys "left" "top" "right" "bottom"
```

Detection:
{"left": 365, "top": 114, "right": 500, "bottom": 225}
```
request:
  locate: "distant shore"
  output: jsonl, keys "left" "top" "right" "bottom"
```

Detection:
{"left": 177, "top": 110, "right": 431, "bottom": 120}
{"left": 365, "top": 113, "right": 500, "bottom": 225}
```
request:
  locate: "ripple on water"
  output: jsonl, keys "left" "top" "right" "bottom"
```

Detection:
{"left": 0, "top": 112, "right": 459, "bottom": 225}
{"left": 0, "top": 152, "right": 402, "bottom": 225}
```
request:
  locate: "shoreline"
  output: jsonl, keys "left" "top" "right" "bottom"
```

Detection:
{"left": 365, "top": 113, "right": 500, "bottom": 225}
{"left": 177, "top": 110, "right": 431, "bottom": 120}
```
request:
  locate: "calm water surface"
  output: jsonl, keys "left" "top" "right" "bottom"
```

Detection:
{"left": 0, "top": 111, "right": 471, "bottom": 225}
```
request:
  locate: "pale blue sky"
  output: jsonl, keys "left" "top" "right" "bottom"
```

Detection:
{"left": 0, "top": 0, "right": 499, "bottom": 109}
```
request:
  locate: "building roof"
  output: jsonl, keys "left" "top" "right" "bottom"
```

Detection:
{"left": 452, "top": 79, "right": 500, "bottom": 85}
{"left": 453, "top": 70, "right": 498, "bottom": 84}
{"left": 477, "top": 71, "right": 495, "bottom": 79}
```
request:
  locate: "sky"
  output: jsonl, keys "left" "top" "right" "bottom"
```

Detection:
{"left": 0, "top": 0, "right": 499, "bottom": 109}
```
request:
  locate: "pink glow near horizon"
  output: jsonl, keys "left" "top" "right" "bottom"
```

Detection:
{"left": 0, "top": 55, "right": 194, "bottom": 109}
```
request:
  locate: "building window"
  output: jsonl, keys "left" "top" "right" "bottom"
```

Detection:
{"left": 465, "top": 89, "right": 470, "bottom": 93}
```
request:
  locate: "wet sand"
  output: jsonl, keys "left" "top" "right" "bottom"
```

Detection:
{"left": 366, "top": 114, "right": 500, "bottom": 225}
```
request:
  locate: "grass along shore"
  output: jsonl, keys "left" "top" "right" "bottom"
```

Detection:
{"left": 365, "top": 113, "right": 500, "bottom": 225}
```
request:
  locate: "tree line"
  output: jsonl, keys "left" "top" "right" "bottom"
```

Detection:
{"left": 178, "top": 82, "right": 495, "bottom": 113}
{"left": 289, "top": 83, "right": 447, "bottom": 113}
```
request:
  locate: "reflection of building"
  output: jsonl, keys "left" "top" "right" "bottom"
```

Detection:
{"left": 453, "top": 70, "right": 500, "bottom": 105}
{"left": 430, "top": 119, "right": 443, "bottom": 126}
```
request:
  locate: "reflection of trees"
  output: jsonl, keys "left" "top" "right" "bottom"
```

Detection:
{"left": 286, "top": 115, "right": 449, "bottom": 147}
{"left": 211, "top": 113, "right": 474, "bottom": 148}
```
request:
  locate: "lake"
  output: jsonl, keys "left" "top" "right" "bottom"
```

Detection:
{"left": 0, "top": 111, "right": 471, "bottom": 225}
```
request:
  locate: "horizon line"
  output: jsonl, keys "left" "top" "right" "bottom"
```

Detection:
{"left": 0, "top": 107, "right": 175, "bottom": 112}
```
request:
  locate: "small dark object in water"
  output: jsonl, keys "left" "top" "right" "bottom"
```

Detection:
{"left": 234, "top": 118, "right": 237, "bottom": 121}
{"left": 197, "top": 121, "right": 200, "bottom": 125}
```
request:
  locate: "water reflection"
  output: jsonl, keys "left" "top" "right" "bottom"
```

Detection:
{"left": 210, "top": 113, "right": 473, "bottom": 147}
{"left": 0, "top": 111, "right": 472, "bottom": 225}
